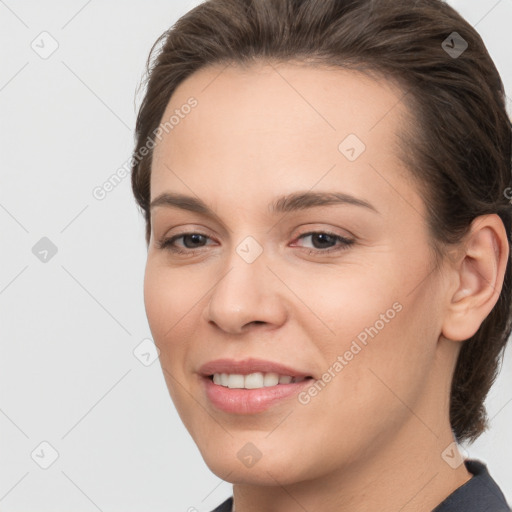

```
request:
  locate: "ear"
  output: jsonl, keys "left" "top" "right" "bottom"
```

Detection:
{"left": 441, "top": 214, "right": 510, "bottom": 342}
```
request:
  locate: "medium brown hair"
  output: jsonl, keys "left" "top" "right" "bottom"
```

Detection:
{"left": 131, "top": 0, "right": 512, "bottom": 443}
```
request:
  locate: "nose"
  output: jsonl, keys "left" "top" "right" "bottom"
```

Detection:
{"left": 203, "top": 248, "right": 289, "bottom": 335}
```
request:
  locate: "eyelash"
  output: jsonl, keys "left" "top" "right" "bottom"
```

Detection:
{"left": 156, "top": 230, "right": 355, "bottom": 256}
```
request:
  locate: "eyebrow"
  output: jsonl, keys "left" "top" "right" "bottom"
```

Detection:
{"left": 149, "top": 191, "right": 379, "bottom": 217}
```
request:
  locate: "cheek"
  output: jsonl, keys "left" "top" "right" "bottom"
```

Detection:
{"left": 143, "top": 260, "right": 204, "bottom": 341}
{"left": 143, "top": 261, "right": 204, "bottom": 430}
{"left": 280, "top": 258, "right": 404, "bottom": 350}
{"left": 143, "top": 261, "right": 203, "bottom": 385}
{"left": 287, "top": 256, "right": 434, "bottom": 407}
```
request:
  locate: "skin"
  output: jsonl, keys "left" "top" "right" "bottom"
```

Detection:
{"left": 144, "top": 61, "right": 509, "bottom": 512}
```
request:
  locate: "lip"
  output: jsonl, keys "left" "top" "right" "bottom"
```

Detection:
{"left": 198, "top": 357, "right": 312, "bottom": 378}
{"left": 199, "top": 358, "right": 315, "bottom": 414}
{"left": 202, "top": 377, "right": 314, "bottom": 414}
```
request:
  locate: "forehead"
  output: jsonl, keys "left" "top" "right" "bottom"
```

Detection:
{"left": 150, "top": 61, "right": 423, "bottom": 220}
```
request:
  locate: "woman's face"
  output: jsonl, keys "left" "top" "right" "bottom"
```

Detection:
{"left": 145, "top": 62, "right": 453, "bottom": 484}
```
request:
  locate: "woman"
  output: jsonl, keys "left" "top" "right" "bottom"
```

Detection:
{"left": 130, "top": 0, "right": 512, "bottom": 510}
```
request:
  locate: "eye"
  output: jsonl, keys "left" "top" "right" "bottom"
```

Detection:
{"left": 156, "top": 232, "right": 214, "bottom": 255}
{"left": 156, "top": 230, "right": 355, "bottom": 256}
{"left": 292, "top": 231, "right": 354, "bottom": 255}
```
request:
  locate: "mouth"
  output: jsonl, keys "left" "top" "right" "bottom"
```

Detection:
{"left": 207, "top": 372, "right": 314, "bottom": 389}
{"left": 198, "top": 358, "right": 316, "bottom": 414}
{"left": 202, "top": 374, "right": 315, "bottom": 414}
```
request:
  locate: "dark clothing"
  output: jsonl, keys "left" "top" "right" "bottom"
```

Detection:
{"left": 433, "top": 459, "right": 510, "bottom": 511}
{"left": 211, "top": 496, "right": 233, "bottom": 512}
{"left": 210, "top": 459, "right": 510, "bottom": 511}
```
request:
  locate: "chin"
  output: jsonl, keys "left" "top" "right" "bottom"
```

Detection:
{"left": 205, "top": 457, "right": 302, "bottom": 486}
{"left": 196, "top": 437, "right": 314, "bottom": 486}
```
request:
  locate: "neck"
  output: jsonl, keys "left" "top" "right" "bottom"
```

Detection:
{"left": 232, "top": 414, "right": 472, "bottom": 512}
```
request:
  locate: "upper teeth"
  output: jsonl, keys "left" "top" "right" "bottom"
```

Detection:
{"left": 212, "top": 372, "right": 307, "bottom": 389}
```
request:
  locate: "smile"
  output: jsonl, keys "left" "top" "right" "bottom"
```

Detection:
{"left": 211, "top": 372, "right": 310, "bottom": 389}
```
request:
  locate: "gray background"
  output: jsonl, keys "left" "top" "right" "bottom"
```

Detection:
{"left": 0, "top": 1, "right": 510, "bottom": 510}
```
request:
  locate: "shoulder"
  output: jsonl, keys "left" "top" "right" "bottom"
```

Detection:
{"left": 433, "top": 459, "right": 510, "bottom": 512}
{"left": 210, "top": 496, "right": 233, "bottom": 512}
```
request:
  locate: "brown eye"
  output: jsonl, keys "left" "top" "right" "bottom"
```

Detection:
{"left": 293, "top": 231, "right": 354, "bottom": 254}
{"left": 157, "top": 232, "right": 214, "bottom": 254}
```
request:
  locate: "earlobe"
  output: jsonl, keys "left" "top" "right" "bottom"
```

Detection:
{"left": 441, "top": 214, "right": 509, "bottom": 342}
